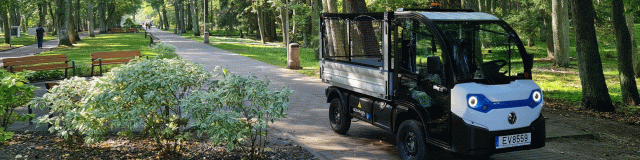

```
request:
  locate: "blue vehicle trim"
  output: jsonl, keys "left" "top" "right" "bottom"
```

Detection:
{"left": 467, "top": 89, "right": 542, "bottom": 113}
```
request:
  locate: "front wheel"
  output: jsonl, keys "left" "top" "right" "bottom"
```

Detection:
{"left": 397, "top": 120, "right": 428, "bottom": 160}
{"left": 329, "top": 98, "right": 351, "bottom": 134}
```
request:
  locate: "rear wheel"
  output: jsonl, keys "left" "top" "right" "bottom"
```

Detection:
{"left": 329, "top": 98, "right": 351, "bottom": 134}
{"left": 397, "top": 120, "right": 428, "bottom": 160}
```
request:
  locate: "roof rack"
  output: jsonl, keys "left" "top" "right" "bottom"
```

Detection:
{"left": 396, "top": 8, "right": 475, "bottom": 12}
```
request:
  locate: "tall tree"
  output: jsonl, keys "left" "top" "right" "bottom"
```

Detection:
{"left": 279, "top": 0, "right": 289, "bottom": 47}
{"left": 174, "top": 0, "right": 180, "bottom": 33}
{"left": 321, "top": 0, "right": 346, "bottom": 56}
{"left": 191, "top": 0, "right": 200, "bottom": 36}
{"left": 612, "top": 0, "right": 640, "bottom": 105}
{"left": 38, "top": 0, "right": 47, "bottom": 26}
{"left": 1, "top": 2, "right": 11, "bottom": 45}
{"left": 552, "top": 0, "right": 570, "bottom": 67}
{"left": 57, "top": 0, "right": 73, "bottom": 46}
{"left": 345, "top": 0, "right": 380, "bottom": 57}
{"left": 162, "top": 3, "right": 169, "bottom": 30}
{"left": 571, "top": 0, "right": 614, "bottom": 112}
{"left": 88, "top": 0, "right": 95, "bottom": 37}
{"left": 99, "top": 0, "right": 106, "bottom": 33}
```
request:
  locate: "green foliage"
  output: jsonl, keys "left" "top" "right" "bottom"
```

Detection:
{"left": 0, "top": 70, "right": 37, "bottom": 142}
{"left": 124, "top": 18, "right": 137, "bottom": 28}
{"left": 0, "top": 127, "right": 14, "bottom": 142}
{"left": 213, "top": 43, "right": 319, "bottom": 77}
{"left": 151, "top": 42, "right": 179, "bottom": 59}
{"left": 31, "top": 77, "right": 106, "bottom": 144}
{"left": 183, "top": 72, "right": 293, "bottom": 159}
{"left": 31, "top": 58, "right": 293, "bottom": 158}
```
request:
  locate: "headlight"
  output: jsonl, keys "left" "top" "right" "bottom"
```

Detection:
{"left": 468, "top": 96, "right": 478, "bottom": 108}
{"left": 532, "top": 91, "right": 542, "bottom": 102}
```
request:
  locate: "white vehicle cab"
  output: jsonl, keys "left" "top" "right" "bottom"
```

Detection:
{"left": 320, "top": 5, "right": 545, "bottom": 160}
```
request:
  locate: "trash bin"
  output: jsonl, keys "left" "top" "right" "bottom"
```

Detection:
{"left": 287, "top": 43, "right": 302, "bottom": 70}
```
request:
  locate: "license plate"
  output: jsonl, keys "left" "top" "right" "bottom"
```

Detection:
{"left": 495, "top": 133, "right": 531, "bottom": 149}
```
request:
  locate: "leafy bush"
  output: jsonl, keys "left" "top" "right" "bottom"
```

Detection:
{"left": 124, "top": 18, "right": 136, "bottom": 28}
{"left": 31, "top": 77, "right": 106, "bottom": 144}
{"left": 184, "top": 72, "right": 293, "bottom": 159}
{"left": 151, "top": 42, "right": 179, "bottom": 59}
{"left": 0, "top": 70, "right": 37, "bottom": 142}
{"left": 32, "top": 58, "right": 293, "bottom": 159}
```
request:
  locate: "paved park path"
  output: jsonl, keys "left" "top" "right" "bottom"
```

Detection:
{"left": 149, "top": 28, "right": 586, "bottom": 160}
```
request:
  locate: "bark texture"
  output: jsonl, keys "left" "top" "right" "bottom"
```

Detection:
{"left": 612, "top": 0, "right": 640, "bottom": 105}
{"left": 552, "top": 0, "right": 570, "bottom": 67}
{"left": 572, "top": 0, "right": 613, "bottom": 112}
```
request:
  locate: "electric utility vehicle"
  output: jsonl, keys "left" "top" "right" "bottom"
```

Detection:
{"left": 320, "top": 7, "right": 545, "bottom": 159}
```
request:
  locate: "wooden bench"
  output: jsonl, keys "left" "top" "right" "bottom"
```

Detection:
{"left": 2, "top": 55, "right": 76, "bottom": 77}
{"left": 91, "top": 50, "right": 147, "bottom": 75}
{"left": 126, "top": 28, "right": 137, "bottom": 33}
{"left": 109, "top": 28, "right": 123, "bottom": 33}
{"left": 148, "top": 33, "right": 160, "bottom": 45}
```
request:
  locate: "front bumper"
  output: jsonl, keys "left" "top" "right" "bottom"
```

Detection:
{"left": 450, "top": 114, "right": 546, "bottom": 156}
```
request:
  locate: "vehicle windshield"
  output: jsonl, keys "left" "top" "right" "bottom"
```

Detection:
{"left": 435, "top": 21, "right": 527, "bottom": 84}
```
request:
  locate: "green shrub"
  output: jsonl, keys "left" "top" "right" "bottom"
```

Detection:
{"left": 0, "top": 70, "right": 37, "bottom": 142}
{"left": 183, "top": 72, "right": 293, "bottom": 159}
{"left": 151, "top": 42, "right": 179, "bottom": 59}
{"left": 31, "top": 77, "right": 106, "bottom": 144}
{"left": 32, "top": 59, "right": 293, "bottom": 159}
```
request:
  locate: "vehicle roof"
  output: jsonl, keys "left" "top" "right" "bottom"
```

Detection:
{"left": 418, "top": 12, "right": 500, "bottom": 21}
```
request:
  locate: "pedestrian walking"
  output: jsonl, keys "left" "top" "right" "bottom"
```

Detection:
{"left": 36, "top": 25, "right": 46, "bottom": 49}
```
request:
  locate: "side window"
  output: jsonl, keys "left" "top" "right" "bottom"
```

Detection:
{"left": 398, "top": 19, "right": 445, "bottom": 85}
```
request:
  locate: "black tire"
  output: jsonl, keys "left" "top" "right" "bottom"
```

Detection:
{"left": 397, "top": 120, "right": 428, "bottom": 160}
{"left": 329, "top": 98, "right": 351, "bottom": 134}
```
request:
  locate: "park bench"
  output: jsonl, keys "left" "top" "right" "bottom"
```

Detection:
{"left": 148, "top": 33, "right": 160, "bottom": 45}
{"left": 126, "top": 28, "right": 138, "bottom": 33}
{"left": 2, "top": 55, "right": 76, "bottom": 77}
{"left": 91, "top": 50, "right": 147, "bottom": 75}
{"left": 110, "top": 28, "right": 123, "bottom": 33}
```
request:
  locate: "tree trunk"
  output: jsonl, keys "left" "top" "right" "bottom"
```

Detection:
{"left": 48, "top": 0, "right": 57, "bottom": 34}
{"left": 99, "top": 1, "right": 106, "bottom": 33}
{"left": 174, "top": 0, "right": 180, "bottom": 33}
{"left": 279, "top": 0, "right": 289, "bottom": 47}
{"left": 10, "top": 4, "right": 20, "bottom": 27}
{"left": 162, "top": 5, "right": 169, "bottom": 30}
{"left": 552, "top": 0, "right": 570, "bottom": 67}
{"left": 58, "top": 0, "right": 73, "bottom": 46}
{"left": 612, "top": 0, "right": 640, "bottom": 105}
{"left": 191, "top": 0, "right": 200, "bottom": 36}
{"left": 180, "top": 0, "right": 185, "bottom": 33}
{"left": 544, "top": 11, "right": 554, "bottom": 59}
{"left": 1, "top": 4, "right": 10, "bottom": 44}
{"left": 345, "top": 0, "right": 380, "bottom": 57}
{"left": 72, "top": 0, "right": 81, "bottom": 41}
{"left": 628, "top": 14, "right": 640, "bottom": 76}
{"left": 204, "top": 0, "right": 208, "bottom": 32}
{"left": 322, "top": 0, "right": 346, "bottom": 56}
{"left": 88, "top": 0, "right": 95, "bottom": 37}
{"left": 571, "top": 0, "right": 613, "bottom": 112}
{"left": 256, "top": 1, "right": 266, "bottom": 43}
{"left": 39, "top": 0, "right": 47, "bottom": 26}
{"left": 186, "top": 2, "right": 192, "bottom": 31}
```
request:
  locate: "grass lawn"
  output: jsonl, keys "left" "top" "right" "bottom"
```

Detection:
{"left": 36, "top": 33, "right": 156, "bottom": 76}
{"left": 0, "top": 32, "right": 56, "bottom": 46}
